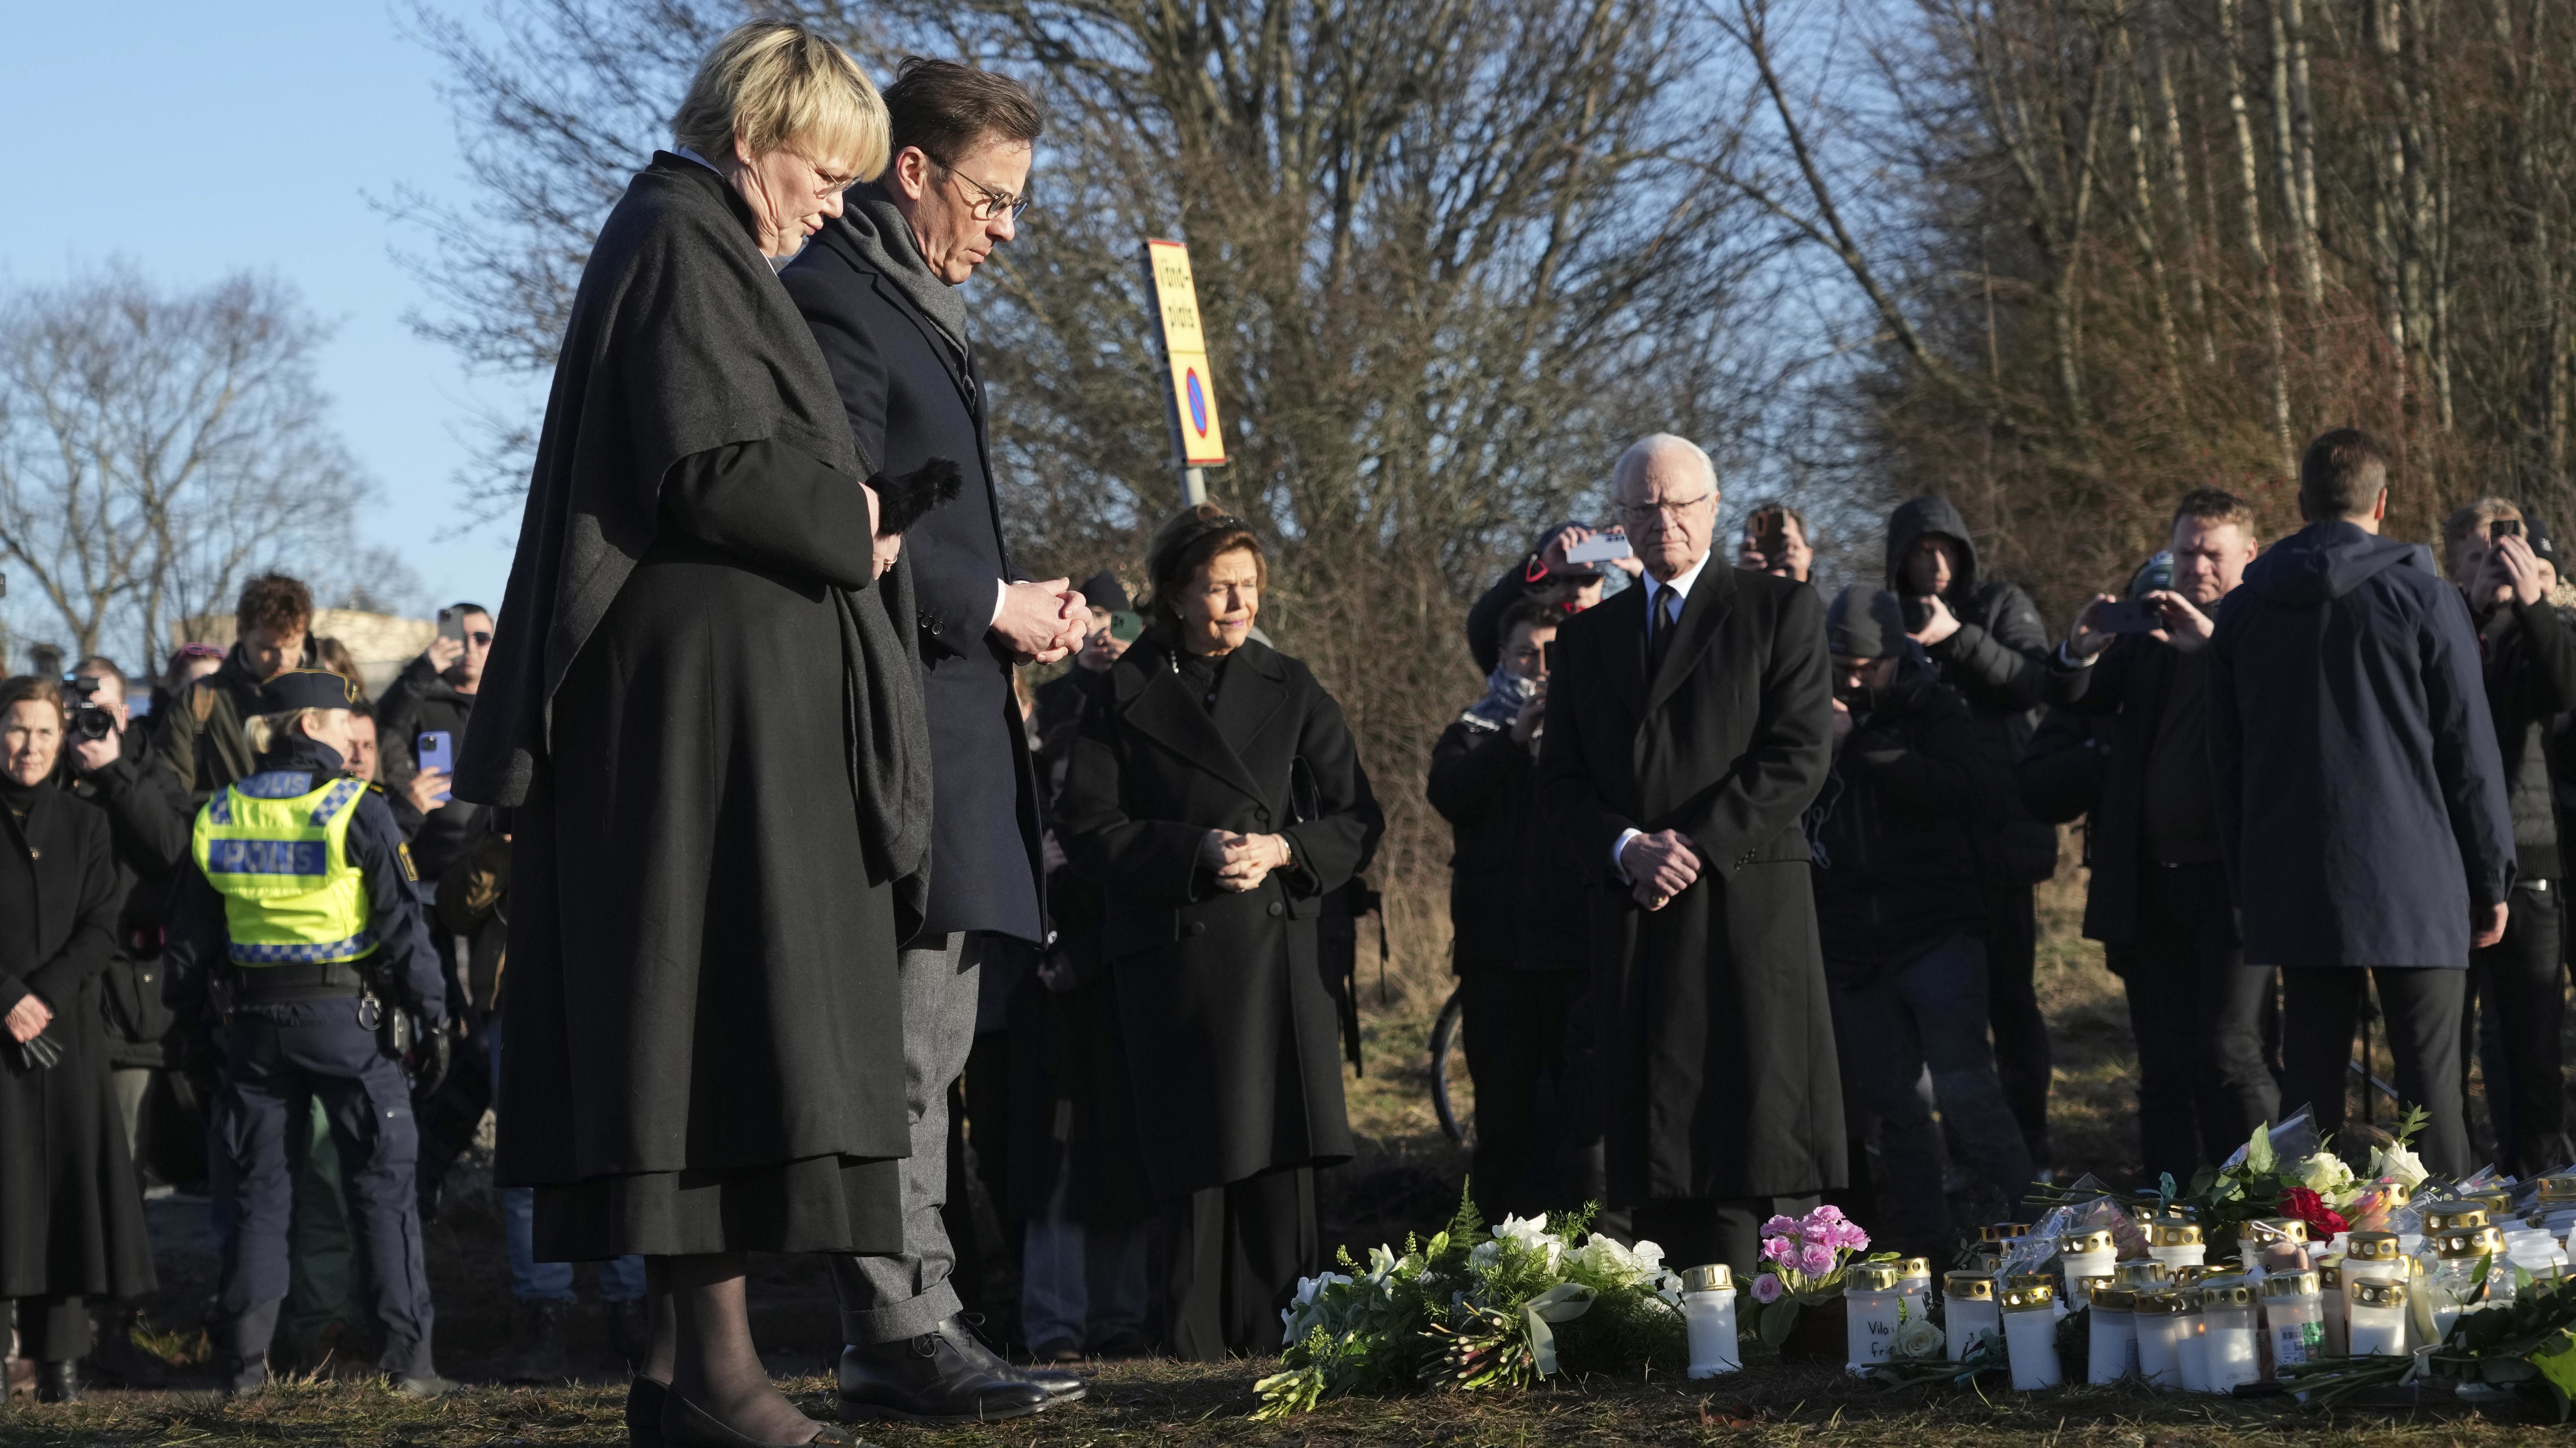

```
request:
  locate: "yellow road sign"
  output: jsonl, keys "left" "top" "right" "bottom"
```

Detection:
{"left": 1144, "top": 239, "right": 1227, "bottom": 467}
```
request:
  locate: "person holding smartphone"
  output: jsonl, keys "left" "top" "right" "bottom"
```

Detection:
{"left": 2440, "top": 500, "right": 2576, "bottom": 1175}
{"left": 376, "top": 603, "right": 491, "bottom": 890}
{"left": 2048, "top": 489, "right": 2273, "bottom": 1184}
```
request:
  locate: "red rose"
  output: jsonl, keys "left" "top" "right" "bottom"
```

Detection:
{"left": 2278, "top": 1187, "right": 2351, "bottom": 1238}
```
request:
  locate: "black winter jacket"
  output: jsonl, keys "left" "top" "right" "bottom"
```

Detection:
{"left": 376, "top": 655, "right": 483, "bottom": 883}
{"left": 2466, "top": 596, "right": 2576, "bottom": 881}
{"left": 1884, "top": 496, "right": 2062, "bottom": 882}
{"left": 1426, "top": 714, "right": 1589, "bottom": 972}
{"left": 1805, "top": 654, "right": 2009, "bottom": 975}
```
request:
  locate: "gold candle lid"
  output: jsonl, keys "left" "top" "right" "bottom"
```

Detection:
{"left": 2087, "top": 1281, "right": 2133, "bottom": 1310}
{"left": 2261, "top": 1269, "right": 2322, "bottom": 1298}
{"left": 2318, "top": 1257, "right": 2344, "bottom": 1288}
{"left": 1979, "top": 1222, "right": 2034, "bottom": 1243}
{"left": 2467, "top": 1188, "right": 2515, "bottom": 1214}
{"left": 2434, "top": 1226, "right": 2504, "bottom": 1260}
{"left": 1844, "top": 1263, "right": 1902, "bottom": 1292}
{"left": 2536, "top": 1173, "right": 2576, "bottom": 1204}
{"left": 2005, "top": 1272, "right": 2057, "bottom": 1291}
{"left": 1943, "top": 1272, "right": 1996, "bottom": 1300}
{"left": 1897, "top": 1257, "right": 1931, "bottom": 1279}
{"left": 2070, "top": 1273, "right": 2114, "bottom": 1301}
{"left": 2062, "top": 1228, "right": 2117, "bottom": 1255}
{"left": 2346, "top": 1231, "right": 2404, "bottom": 1260}
{"left": 2423, "top": 1204, "right": 2489, "bottom": 1234}
{"left": 2350, "top": 1279, "right": 2409, "bottom": 1309}
{"left": 2002, "top": 1279, "right": 2056, "bottom": 1311}
{"left": 1681, "top": 1263, "right": 1733, "bottom": 1292}
{"left": 2200, "top": 1277, "right": 2258, "bottom": 1307}
{"left": 2245, "top": 1217, "right": 2311, "bottom": 1245}
{"left": 2148, "top": 1221, "right": 2205, "bottom": 1246}
{"left": 2171, "top": 1264, "right": 2223, "bottom": 1285}
{"left": 2114, "top": 1258, "right": 2171, "bottom": 1287}
{"left": 2128, "top": 1289, "right": 2184, "bottom": 1316}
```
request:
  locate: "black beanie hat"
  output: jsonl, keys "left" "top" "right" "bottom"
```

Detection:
{"left": 1827, "top": 587, "right": 1908, "bottom": 659}
{"left": 1078, "top": 570, "right": 1133, "bottom": 615}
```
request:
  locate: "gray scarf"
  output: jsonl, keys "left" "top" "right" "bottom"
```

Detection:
{"left": 839, "top": 181, "right": 971, "bottom": 364}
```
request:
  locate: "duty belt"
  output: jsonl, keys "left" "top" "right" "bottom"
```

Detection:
{"left": 227, "top": 959, "right": 369, "bottom": 1003}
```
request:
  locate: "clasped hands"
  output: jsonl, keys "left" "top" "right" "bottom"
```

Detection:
{"left": 993, "top": 578, "right": 1089, "bottom": 664}
{"left": 5, "top": 992, "right": 52, "bottom": 1045}
{"left": 1201, "top": 829, "right": 1293, "bottom": 893}
{"left": 1620, "top": 829, "right": 1700, "bottom": 911}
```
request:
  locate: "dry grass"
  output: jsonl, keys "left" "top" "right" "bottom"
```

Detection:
{"left": 0, "top": 1352, "right": 2553, "bottom": 1446}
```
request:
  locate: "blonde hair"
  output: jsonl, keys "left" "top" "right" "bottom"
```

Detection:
{"left": 2444, "top": 496, "right": 2524, "bottom": 547}
{"left": 243, "top": 708, "right": 317, "bottom": 759}
{"left": 672, "top": 21, "right": 890, "bottom": 182}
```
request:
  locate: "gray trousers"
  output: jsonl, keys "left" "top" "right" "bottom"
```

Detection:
{"left": 831, "top": 932, "right": 983, "bottom": 1345}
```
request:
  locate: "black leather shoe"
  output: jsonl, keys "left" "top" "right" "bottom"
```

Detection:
{"left": 1012, "top": 1358, "right": 1088, "bottom": 1401}
{"left": 34, "top": 1360, "right": 80, "bottom": 1404}
{"left": 835, "top": 1317, "right": 1052, "bottom": 1425}
{"left": 628, "top": 1375, "right": 672, "bottom": 1448}
{"left": 662, "top": 1389, "right": 864, "bottom": 1447}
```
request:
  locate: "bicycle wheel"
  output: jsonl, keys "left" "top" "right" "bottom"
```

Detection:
{"left": 1430, "top": 984, "right": 1471, "bottom": 1146}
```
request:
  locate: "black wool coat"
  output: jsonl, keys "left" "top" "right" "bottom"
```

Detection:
{"left": 460, "top": 156, "right": 928, "bottom": 1252}
{"left": 782, "top": 201, "right": 1045, "bottom": 945}
{"left": 1057, "top": 638, "right": 1384, "bottom": 1201}
{"left": 0, "top": 783, "right": 156, "bottom": 1302}
{"left": 1537, "top": 565, "right": 1846, "bottom": 1203}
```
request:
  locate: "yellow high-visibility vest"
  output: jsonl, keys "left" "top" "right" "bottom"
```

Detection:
{"left": 190, "top": 774, "right": 378, "bottom": 966}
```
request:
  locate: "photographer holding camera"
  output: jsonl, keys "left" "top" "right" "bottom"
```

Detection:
{"left": 2440, "top": 500, "right": 2576, "bottom": 1175}
{"left": 2048, "top": 490, "right": 2277, "bottom": 1183}
{"left": 61, "top": 661, "right": 195, "bottom": 1164}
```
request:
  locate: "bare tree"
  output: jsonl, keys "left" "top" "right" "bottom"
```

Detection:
{"left": 400, "top": 0, "right": 1796, "bottom": 944}
{"left": 0, "top": 266, "right": 372, "bottom": 669}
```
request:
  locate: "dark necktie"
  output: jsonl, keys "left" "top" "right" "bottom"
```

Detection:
{"left": 1647, "top": 588, "right": 1681, "bottom": 677}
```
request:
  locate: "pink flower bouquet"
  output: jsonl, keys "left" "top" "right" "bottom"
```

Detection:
{"left": 1750, "top": 1205, "right": 1894, "bottom": 1347}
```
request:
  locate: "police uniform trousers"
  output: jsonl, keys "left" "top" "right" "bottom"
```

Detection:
{"left": 212, "top": 999, "right": 433, "bottom": 1375}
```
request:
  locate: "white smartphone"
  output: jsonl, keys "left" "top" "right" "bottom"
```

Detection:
{"left": 1566, "top": 534, "right": 1633, "bottom": 565}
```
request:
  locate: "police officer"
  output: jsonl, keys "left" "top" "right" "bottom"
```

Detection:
{"left": 162, "top": 669, "right": 451, "bottom": 1397}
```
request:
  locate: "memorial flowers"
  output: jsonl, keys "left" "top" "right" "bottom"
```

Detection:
{"left": 1253, "top": 1192, "right": 1688, "bottom": 1418}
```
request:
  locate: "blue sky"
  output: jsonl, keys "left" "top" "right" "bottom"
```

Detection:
{"left": 0, "top": 2, "right": 530, "bottom": 621}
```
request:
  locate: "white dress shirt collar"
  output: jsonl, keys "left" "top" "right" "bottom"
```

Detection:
{"left": 1643, "top": 551, "right": 1712, "bottom": 624}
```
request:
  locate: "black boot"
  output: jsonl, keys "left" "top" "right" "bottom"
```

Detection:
{"left": 502, "top": 1300, "right": 569, "bottom": 1384}
{"left": 627, "top": 1375, "right": 672, "bottom": 1448}
{"left": 34, "top": 1360, "right": 80, "bottom": 1404}
{"left": 834, "top": 1316, "right": 1052, "bottom": 1425}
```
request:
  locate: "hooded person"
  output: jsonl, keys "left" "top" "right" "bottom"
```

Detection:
{"left": 1881, "top": 496, "right": 2060, "bottom": 1168}
{"left": 1805, "top": 589, "right": 2030, "bottom": 1256}
{"left": 451, "top": 22, "right": 937, "bottom": 1446}
{"left": 2209, "top": 428, "right": 2515, "bottom": 1179}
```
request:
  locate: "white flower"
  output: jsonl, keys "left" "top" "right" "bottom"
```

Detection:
{"left": 1629, "top": 1238, "right": 1668, "bottom": 1277}
{"left": 1493, "top": 1214, "right": 1565, "bottom": 1272}
{"left": 1568, "top": 1235, "right": 1643, "bottom": 1287}
{"left": 2371, "top": 1143, "right": 2430, "bottom": 1189}
{"left": 2295, "top": 1153, "right": 2355, "bottom": 1194}
{"left": 1892, "top": 1318, "right": 1946, "bottom": 1360}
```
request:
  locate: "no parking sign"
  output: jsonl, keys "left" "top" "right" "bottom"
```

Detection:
{"left": 1143, "top": 239, "right": 1228, "bottom": 467}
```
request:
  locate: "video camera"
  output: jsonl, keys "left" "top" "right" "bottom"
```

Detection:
{"left": 64, "top": 674, "right": 116, "bottom": 743}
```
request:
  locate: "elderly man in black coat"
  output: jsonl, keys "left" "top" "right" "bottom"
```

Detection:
{"left": 1538, "top": 434, "right": 1841, "bottom": 1279}
{"left": 2209, "top": 428, "right": 2517, "bottom": 1178}
{"left": 780, "top": 57, "right": 1089, "bottom": 1423}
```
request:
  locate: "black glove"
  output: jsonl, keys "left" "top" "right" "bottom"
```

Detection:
{"left": 414, "top": 1022, "right": 452, "bottom": 1097}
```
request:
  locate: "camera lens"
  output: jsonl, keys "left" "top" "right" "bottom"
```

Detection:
{"left": 70, "top": 705, "right": 113, "bottom": 742}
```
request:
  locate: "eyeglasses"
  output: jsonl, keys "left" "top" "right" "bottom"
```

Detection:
{"left": 790, "top": 149, "right": 866, "bottom": 198}
{"left": 467, "top": 631, "right": 493, "bottom": 647}
{"left": 1614, "top": 490, "right": 1716, "bottom": 523}
{"left": 933, "top": 156, "right": 1031, "bottom": 222}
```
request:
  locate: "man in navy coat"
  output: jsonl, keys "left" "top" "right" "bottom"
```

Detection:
{"left": 2209, "top": 427, "right": 2515, "bottom": 1177}
{"left": 781, "top": 59, "right": 1089, "bottom": 1424}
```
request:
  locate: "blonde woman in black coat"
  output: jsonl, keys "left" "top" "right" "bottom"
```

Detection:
{"left": 0, "top": 677, "right": 155, "bottom": 1402}
{"left": 1056, "top": 506, "right": 1384, "bottom": 1360}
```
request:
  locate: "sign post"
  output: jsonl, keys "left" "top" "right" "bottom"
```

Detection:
{"left": 1141, "top": 239, "right": 1226, "bottom": 507}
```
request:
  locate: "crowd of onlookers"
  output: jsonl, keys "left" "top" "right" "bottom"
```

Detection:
{"left": 1435, "top": 428, "right": 2576, "bottom": 1267}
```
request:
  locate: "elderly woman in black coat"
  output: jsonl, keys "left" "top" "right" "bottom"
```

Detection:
{"left": 0, "top": 677, "right": 155, "bottom": 1402}
{"left": 1057, "top": 506, "right": 1384, "bottom": 1360}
